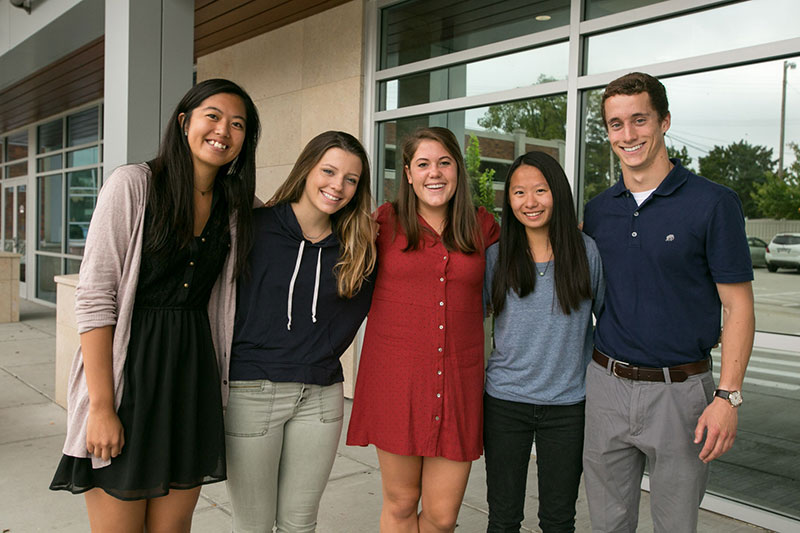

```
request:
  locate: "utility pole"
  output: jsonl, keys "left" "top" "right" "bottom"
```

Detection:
{"left": 779, "top": 60, "right": 796, "bottom": 178}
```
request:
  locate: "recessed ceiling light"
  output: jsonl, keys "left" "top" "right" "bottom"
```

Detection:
{"left": 535, "top": 15, "right": 551, "bottom": 21}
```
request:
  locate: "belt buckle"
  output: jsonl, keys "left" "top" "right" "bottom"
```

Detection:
{"left": 612, "top": 359, "right": 635, "bottom": 380}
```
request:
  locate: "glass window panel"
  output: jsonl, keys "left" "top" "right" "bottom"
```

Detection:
{"left": 585, "top": 0, "right": 800, "bottom": 75}
{"left": 67, "top": 169, "right": 98, "bottom": 256}
{"left": 67, "top": 147, "right": 99, "bottom": 168}
{"left": 380, "top": 0, "right": 569, "bottom": 69}
{"left": 37, "top": 154, "right": 62, "bottom": 172}
{"left": 36, "top": 255, "right": 60, "bottom": 303}
{"left": 580, "top": 59, "right": 800, "bottom": 522}
{"left": 37, "top": 174, "right": 63, "bottom": 253}
{"left": 377, "top": 94, "right": 566, "bottom": 213}
{"left": 6, "top": 130, "right": 28, "bottom": 161}
{"left": 67, "top": 107, "right": 99, "bottom": 147}
{"left": 65, "top": 258, "right": 82, "bottom": 275}
{"left": 0, "top": 137, "right": 4, "bottom": 164}
{"left": 17, "top": 185, "right": 26, "bottom": 283}
{"left": 3, "top": 188, "right": 11, "bottom": 245}
{"left": 6, "top": 162, "right": 27, "bottom": 179}
{"left": 37, "top": 119, "right": 63, "bottom": 154}
{"left": 584, "top": 0, "right": 666, "bottom": 20}
{"left": 380, "top": 42, "right": 568, "bottom": 111}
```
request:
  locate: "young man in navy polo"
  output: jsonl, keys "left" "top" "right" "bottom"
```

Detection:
{"left": 582, "top": 72, "right": 755, "bottom": 532}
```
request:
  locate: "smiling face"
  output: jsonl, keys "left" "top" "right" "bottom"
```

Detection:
{"left": 405, "top": 139, "right": 458, "bottom": 218}
{"left": 297, "top": 147, "right": 362, "bottom": 218}
{"left": 508, "top": 164, "right": 553, "bottom": 235}
{"left": 604, "top": 91, "right": 671, "bottom": 185}
{"left": 180, "top": 92, "right": 247, "bottom": 178}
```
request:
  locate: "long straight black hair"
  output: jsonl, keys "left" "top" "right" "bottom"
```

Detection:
{"left": 491, "top": 151, "right": 592, "bottom": 315}
{"left": 145, "top": 78, "right": 261, "bottom": 277}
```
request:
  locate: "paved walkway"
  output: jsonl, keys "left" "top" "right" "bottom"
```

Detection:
{"left": 0, "top": 299, "right": 769, "bottom": 532}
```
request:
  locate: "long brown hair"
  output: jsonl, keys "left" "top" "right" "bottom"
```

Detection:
{"left": 394, "top": 127, "right": 480, "bottom": 253}
{"left": 269, "top": 131, "right": 377, "bottom": 298}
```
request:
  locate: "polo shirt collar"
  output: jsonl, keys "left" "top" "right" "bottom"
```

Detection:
{"left": 611, "top": 158, "right": 689, "bottom": 198}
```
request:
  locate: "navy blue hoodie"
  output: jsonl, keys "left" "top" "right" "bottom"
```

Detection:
{"left": 230, "top": 203, "right": 374, "bottom": 385}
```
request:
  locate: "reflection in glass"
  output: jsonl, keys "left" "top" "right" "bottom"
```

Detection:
{"left": 583, "top": 0, "right": 666, "bottom": 20}
{"left": 0, "top": 137, "right": 4, "bottom": 164}
{"left": 36, "top": 255, "right": 60, "bottom": 303}
{"left": 38, "top": 154, "right": 63, "bottom": 173}
{"left": 66, "top": 258, "right": 82, "bottom": 275}
{"left": 377, "top": 94, "right": 567, "bottom": 211}
{"left": 17, "top": 185, "right": 25, "bottom": 282}
{"left": 37, "top": 119, "right": 63, "bottom": 154}
{"left": 6, "top": 162, "right": 27, "bottom": 179}
{"left": 380, "top": 43, "right": 568, "bottom": 111}
{"left": 3, "top": 188, "right": 11, "bottom": 246}
{"left": 585, "top": 0, "right": 800, "bottom": 75}
{"left": 37, "top": 174, "right": 63, "bottom": 253}
{"left": 380, "top": 0, "right": 569, "bottom": 69}
{"left": 67, "top": 107, "right": 99, "bottom": 147}
{"left": 67, "top": 147, "right": 99, "bottom": 168}
{"left": 67, "top": 170, "right": 98, "bottom": 256}
{"left": 6, "top": 130, "right": 27, "bottom": 161}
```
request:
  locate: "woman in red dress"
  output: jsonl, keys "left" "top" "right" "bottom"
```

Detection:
{"left": 347, "top": 127, "right": 499, "bottom": 532}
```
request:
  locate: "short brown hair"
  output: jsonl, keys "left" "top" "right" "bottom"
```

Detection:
{"left": 601, "top": 72, "right": 669, "bottom": 127}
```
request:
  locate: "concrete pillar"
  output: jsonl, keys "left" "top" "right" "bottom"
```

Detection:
{"left": 102, "top": 0, "right": 194, "bottom": 180}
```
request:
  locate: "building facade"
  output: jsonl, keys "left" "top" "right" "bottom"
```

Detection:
{"left": 1, "top": 0, "right": 798, "bottom": 529}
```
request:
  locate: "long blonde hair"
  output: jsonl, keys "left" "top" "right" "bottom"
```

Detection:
{"left": 269, "top": 131, "right": 377, "bottom": 298}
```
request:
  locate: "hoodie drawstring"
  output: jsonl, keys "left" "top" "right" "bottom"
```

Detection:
{"left": 286, "top": 241, "right": 323, "bottom": 330}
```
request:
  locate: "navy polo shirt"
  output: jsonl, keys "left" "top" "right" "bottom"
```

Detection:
{"left": 583, "top": 160, "right": 752, "bottom": 367}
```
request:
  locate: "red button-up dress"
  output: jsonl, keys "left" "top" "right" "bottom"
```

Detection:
{"left": 347, "top": 203, "right": 499, "bottom": 461}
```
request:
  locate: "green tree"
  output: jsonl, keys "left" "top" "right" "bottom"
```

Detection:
{"left": 698, "top": 140, "right": 774, "bottom": 218}
{"left": 666, "top": 143, "right": 694, "bottom": 173}
{"left": 752, "top": 143, "right": 800, "bottom": 219}
{"left": 582, "top": 89, "right": 616, "bottom": 203}
{"left": 477, "top": 95, "right": 567, "bottom": 141}
{"left": 466, "top": 133, "right": 498, "bottom": 219}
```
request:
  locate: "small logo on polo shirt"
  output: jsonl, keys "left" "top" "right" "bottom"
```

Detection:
{"left": 665, "top": 234, "right": 675, "bottom": 242}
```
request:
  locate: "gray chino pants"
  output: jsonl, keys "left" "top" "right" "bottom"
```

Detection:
{"left": 583, "top": 359, "right": 716, "bottom": 533}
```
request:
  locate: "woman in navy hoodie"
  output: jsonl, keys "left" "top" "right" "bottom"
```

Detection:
{"left": 225, "top": 131, "right": 376, "bottom": 532}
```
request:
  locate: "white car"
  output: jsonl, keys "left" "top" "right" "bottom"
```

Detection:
{"left": 765, "top": 233, "right": 800, "bottom": 272}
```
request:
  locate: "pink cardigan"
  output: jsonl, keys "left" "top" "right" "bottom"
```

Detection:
{"left": 61, "top": 163, "right": 238, "bottom": 468}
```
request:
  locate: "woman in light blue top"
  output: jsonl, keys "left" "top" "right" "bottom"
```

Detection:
{"left": 483, "top": 151, "right": 604, "bottom": 533}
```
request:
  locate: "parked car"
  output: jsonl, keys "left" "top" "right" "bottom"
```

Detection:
{"left": 765, "top": 233, "right": 800, "bottom": 272}
{"left": 747, "top": 236, "right": 768, "bottom": 268}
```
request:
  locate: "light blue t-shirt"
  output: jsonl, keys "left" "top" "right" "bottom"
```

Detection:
{"left": 484, "top": 233, "right": 605, "bottom": 405}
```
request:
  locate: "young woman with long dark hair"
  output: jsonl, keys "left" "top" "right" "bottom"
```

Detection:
{"left": 50, "top": 78, "right": 261, "bottom": 532}
{"left": 483, "top": 151, "right": 604, "bottom": 533}
{"left": 347, "top": 127, "right": 499, "bottom": 533}
{"left": 225, "top": 131, "right": 377, "bottom": 532}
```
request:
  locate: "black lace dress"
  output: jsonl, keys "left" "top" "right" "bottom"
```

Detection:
{"left": 50, "top": 189, "right": 230, "bottom": 500}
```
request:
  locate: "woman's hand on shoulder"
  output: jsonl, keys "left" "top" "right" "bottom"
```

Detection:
{"left": 86, "top": 406, "right": 125, "bottom": 461}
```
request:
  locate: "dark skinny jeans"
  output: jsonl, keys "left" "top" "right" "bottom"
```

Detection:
{"left": 483, "top": 392, "right": 585, "bottom": 533}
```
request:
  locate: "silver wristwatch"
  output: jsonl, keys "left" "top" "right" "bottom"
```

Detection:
{"left": 714, "top": 389, "right": 743, "bottom": 407}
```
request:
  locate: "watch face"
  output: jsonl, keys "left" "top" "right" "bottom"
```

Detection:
{"left": 729, "top": 391, "right": 743, "bottom": 407}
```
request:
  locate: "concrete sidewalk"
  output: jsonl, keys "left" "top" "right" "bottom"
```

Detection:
{"left": 0, "top": 299, "right": 768, "bottom": 532}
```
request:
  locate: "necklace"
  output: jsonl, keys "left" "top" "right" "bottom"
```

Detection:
{"left": 194, "top": 183, "right": 214, "bottom": 196}
{"left": 534, "top": 259, "right": 551, "bottom": 277}
{"left": 531, "top": 243, "right": 552, "bottom": 277}
{"left": 302, "top": 225, "right": 330, "bottom": 241}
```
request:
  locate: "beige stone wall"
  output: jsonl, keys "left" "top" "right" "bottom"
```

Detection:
{"left": 54, "top": 274, "right": 79, "bottom": 408}
{"left": 196, "top": 0, "right": 366, "bottom": 397}
{"left": 196, "top": 0, "right": 365, "bottom": 202}
{"left": 0, "top": 252, "right": 20, "bottom": 323}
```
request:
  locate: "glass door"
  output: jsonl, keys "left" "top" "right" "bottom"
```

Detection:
{"left": 2, "top": 181, "right": 26, "bottom": 295}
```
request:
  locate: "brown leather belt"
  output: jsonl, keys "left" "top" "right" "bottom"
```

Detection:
{"left": 592, "top": 348, "right": 710, "bottom": 383}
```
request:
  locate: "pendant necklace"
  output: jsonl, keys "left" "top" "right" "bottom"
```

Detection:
{"left": 533, "top": 244, "right": 552, "bottom": 277}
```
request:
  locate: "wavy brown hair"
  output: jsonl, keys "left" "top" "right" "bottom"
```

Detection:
{"left": 269, "top": 131, "right": 377, "bottom": 298}
{"left": 394, "top": 127, "right": 480, "bottom": 253}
